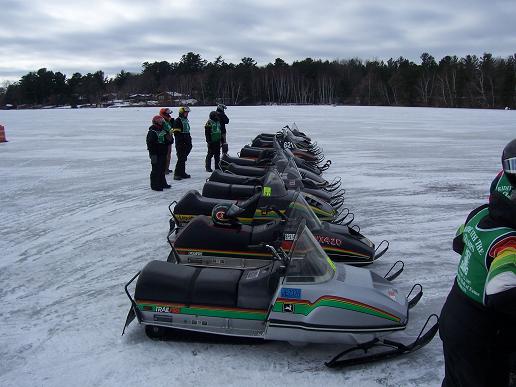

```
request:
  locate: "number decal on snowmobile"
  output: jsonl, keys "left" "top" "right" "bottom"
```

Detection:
{"left": 281, "top": 288, "right": 302, "bottom": 299}
{"left": 284, "top": 233, "right": 296, "bottom": 241}
{"left": 314, "top": 235, "right": 343, "bottom": 246}
{"left": 262, "top": 186, "right": 272, "bottom": 196}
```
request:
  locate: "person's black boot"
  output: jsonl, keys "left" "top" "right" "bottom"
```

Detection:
{"left": 206, "top": 167, "right": 213, "bottom": 172}
{"left": 163, "top": 184, "right": 171, "bottom": 189}
{"left": 173, "top": 175, "right": 182, "bottom": 181}
{"left": 182, "top": 173, "right": 191, "bottom": 178}
{"left": 151, "top": 187, "right": 163, "bottom": 191}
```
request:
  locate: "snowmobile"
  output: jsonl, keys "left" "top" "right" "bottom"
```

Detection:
{"left": 122, "top": 222, "right": 438, "bottom": 367}
{"left": 250, "top": 126, "right": 323, "bottom": 159}
{"left": 203, "top": 168, "right": 345, "bottom": 212}
{"left": 239, "top": 144, "right": 322, "bottom": 164}
{"left": 221, "top": 147, "right": 330, "bottom": 176}
{"left": 222, "top": 139, "right": 334, "bottom": 187}
{"left": 172, "top": 171, "right": 340, "bottom": 227}
{"left": 207, "top": 167, "right": 345, "bottom": 208}
{"left": 169, "top": 189, "right": 388, "bottom": 266}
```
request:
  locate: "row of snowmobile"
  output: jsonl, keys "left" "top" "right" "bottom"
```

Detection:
{"left": 123, "top": 124, "right": 439, "bottom": 367}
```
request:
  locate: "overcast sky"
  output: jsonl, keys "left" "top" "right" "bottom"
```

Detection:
{"left": 1, "top": 0, "right": 515, "bottom": 83}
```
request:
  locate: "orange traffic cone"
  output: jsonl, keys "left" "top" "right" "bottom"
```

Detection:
{"left": 0, "top": 124, "right": 7, "bottom": 142}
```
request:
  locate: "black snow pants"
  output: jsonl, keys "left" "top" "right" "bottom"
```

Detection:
{"left": 174, "top": 135, "right": 192, "bottom": 177}
{"left": 150, "top": 153, "right": 167, "bottom": 190}
{"left": 206, "top": 141, "right": 221, "bottom": 170}
{"left": 439, "top": 281, "right": 512, "bottom": 387}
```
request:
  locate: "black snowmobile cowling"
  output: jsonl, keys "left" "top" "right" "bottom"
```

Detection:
{"left": 170, "top": 190, "right": 388, "bottom": 265}
{"left": 122, "top": 223, "right": 438, "bottom": 368}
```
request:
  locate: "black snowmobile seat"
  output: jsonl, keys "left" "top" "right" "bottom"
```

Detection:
{"left": 202, "top": 181, "right": 261, "bottom": 200}
{"left": 135, "top": 260, "right": 198, "bottom": 304}
{"left": 191, "top": 268, "right": 242, "bottom": 307}
{"left": 175, "top": 190, "right": 230, "bottom": 216}
{"left": 208, "top": 169, "right": 262, "bottom": 185}
{"left": 225, "top": 163, "right": 269, "bottom": 177}
{"left": 174, "top": 215, "right": 254, "bottom": 249}
{"left": 221, "top": 153, "right": 262, "bottom": 167}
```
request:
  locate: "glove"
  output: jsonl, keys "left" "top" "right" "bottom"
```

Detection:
{"left": 222, "top": 143, "right": 229, "bottom": 154}
{"left": 150, "top": 155, "right": 158, "bottom": 164}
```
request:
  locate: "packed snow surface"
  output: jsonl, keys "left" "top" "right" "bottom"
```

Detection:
{"left": 0, "top": 106, "right": 514, "bottom": 387}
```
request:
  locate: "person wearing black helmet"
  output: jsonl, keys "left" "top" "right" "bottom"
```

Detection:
{"left": 216, "top": 104, "right": 229, "bottom": 154}
{"left": 146, "top": 115, "right": 171, "bottom": 191}
{"left": 439, "top": 139, "right": 516, "bottom": 387}
{"left": 172, "top": 106, "right": 192, "bottom": 180}
{"left": 490, "top": 138, "right": 516, "bottom": 198}
{"left": 205, "top": 111, "right": 222, "bottom": 172}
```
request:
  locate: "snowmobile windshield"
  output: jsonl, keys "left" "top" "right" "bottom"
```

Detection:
{"left": 277, "top": 151, "right": 302, "bottom": 180}
{"left": 286, "top": 193, "right": 322, "bottom": 229}
{"left": 261, "top": 171, "right": 288, "bottom": 198}
{"left": 285, "top": 226, "right": 334, "bottom": 284}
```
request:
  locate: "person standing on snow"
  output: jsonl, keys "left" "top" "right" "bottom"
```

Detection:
{"left": 439, "top": 139, "right": 516, "bottom": 387}
{"left": 159, "top": 107, "right": 174, "bottom": 175}
{"left": 216, "top": 103, "right": 229, "bottom": 154}
{"left": 205, "top": 111, "right": 222, "bottom": 172}
{"left": 146, "top": 115, "right": 171, "bottom": 191}
{"left": 172, "top": 106, "right": 192, "bottom": 180}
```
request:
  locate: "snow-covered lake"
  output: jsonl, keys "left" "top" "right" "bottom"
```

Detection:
{"left": 0, "top": 106, "right": 514, "bottom": 386}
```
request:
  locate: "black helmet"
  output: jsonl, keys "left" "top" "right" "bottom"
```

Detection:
{"left": 502, "top": 139, "right": 516, "bottom": 185}
{"left": 209, "top": 111, "right": 219, "bottom": 121}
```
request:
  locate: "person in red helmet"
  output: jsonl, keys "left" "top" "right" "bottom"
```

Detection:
{"left": 146, "top": 115, "right": 171, "bottom": 191}
{"left": 159, "top": 107, "right": 174, "bottom": 174}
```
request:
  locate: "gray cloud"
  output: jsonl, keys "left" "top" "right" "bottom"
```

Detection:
{"left": 0, "top": 0, "right": 515, "bottom": 82}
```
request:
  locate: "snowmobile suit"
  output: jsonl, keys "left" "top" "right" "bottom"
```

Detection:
{"left": 490, "top": 171, "right": 513, "bottom": 199}
{"left": 440, "top": 193, "right": 516, "bottom": 387}
{"left": 173, "top": 116, "right": 192, "bottom": 178}
{"left": 205, "top": 119, "right": 221, "bottom": 171}
{"left": 146, "top": 124, "right": 170, "bottom": 190}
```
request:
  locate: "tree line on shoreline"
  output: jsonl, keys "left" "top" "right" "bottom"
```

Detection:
{"left": 0, "top": 52, "right": 514, "bottom": 109}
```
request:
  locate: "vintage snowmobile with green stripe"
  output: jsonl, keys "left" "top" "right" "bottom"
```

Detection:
{"left": 123, "top": 222, "right": 437, "bottom": 367}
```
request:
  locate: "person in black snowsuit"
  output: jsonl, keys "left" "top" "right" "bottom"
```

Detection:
{"left": 216, "top": 104, "right": 229, "bottom": 154}
{"left": 146, "top": 115, "right": 172, "bottom": 191}
{"left": 172, "top": 106, "right": 192, "bottom": 180}
{"left": 439, "top": 139, "right": 516, "bottom": 387}
{"left": 205, "top": 111, "right": 222, "bottom": 172}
